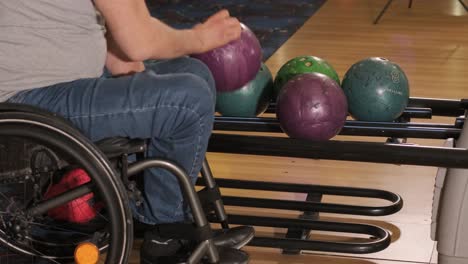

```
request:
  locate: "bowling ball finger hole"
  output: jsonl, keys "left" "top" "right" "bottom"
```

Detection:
{"left": 379, "top": 57, "right": 389, "bottom": 61}
{"left": 305, "top": 62, "right": 313, "bottom": 67}
{"left": 299, "top": 57, "right": 307, "bottom": 61}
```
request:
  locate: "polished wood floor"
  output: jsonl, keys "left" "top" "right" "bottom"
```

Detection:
{"left": 129, "top": 0, "right": 468, "bottom": 263}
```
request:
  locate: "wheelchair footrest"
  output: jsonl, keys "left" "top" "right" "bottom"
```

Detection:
{"left": 157, "top": 223, "right": 213, "bottom": 242}
{"left": 135, "top": 222, "right": 214, "bottom": 242}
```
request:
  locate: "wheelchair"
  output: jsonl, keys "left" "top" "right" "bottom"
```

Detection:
{"left": 0, "top": 103, "right": 248, "bottom": 264}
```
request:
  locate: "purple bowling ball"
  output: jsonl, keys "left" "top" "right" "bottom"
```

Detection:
{"left": 276, "top": 73, "right": 348, "bottom": 141}
{"left": 192, "top": 24, "right": 262, "bottom": 92}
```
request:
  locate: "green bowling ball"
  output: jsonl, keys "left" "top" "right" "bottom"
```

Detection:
{"left": 216, "top": 63, "right": 273, "bottom": 117}
{"left": 273, "top": 55, "right": 340, "bottom": 98}
{"left": 341, "top": 57, "right": 410, "bottom": 122}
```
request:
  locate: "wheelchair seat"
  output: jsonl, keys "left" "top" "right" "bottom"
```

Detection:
{"left": 95, "top": 137, "right": 147, "bottom": 159}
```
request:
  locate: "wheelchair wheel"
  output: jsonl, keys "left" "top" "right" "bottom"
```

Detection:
{"left": 0, "top": 109, "right": 133, "bottom": 263}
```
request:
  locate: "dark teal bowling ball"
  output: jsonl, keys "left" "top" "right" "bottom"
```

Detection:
{"left": 216, "top": 63, "right": 273, "bottom": 117}
{"left": 342, "top": 57, "right": 410, "bottom": 121}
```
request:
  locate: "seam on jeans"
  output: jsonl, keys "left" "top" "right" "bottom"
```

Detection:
{"left": 67, "top": 104, "right": 206, "bottom": 221}
{"left": 172, "top": 199, "right": 185, "bottom": 220}
{"left": 66, "top": 104, "right": 198, "bottom": 120}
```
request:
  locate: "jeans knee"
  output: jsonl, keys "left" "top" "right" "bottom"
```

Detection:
{"left": 144, "top": 57, "right": 216, "bottom": 104}
{"left": 186, "top": 57, "right": 216, "bottom": 102}
{"left": 184, "top": 73, "right": 215, "bottom": 118}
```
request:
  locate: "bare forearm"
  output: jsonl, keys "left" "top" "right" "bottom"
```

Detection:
{"left": 145, "top": 18, "right": 202, "bottom": 59}
{"left": 105, "top": 50, "right": 145, "bottom": 76}
{"left": 95, "top": 0, "right": 239, "bottom": 61}
{"left": 108, "top": 19, "right": 201, "bottom": 61}
{"left": 105, "top": 32, "right": 145, "bottom": 76}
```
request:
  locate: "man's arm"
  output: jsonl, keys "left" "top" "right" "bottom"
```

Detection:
{"left": 94, "top": 0, "right": 241, "bottom": 61}
{"left": 105, "top": 32, "right": 145, "bottom": 76}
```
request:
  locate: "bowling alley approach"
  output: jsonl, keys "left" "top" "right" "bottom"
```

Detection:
{"left": 0, "top": 0, "right": 467, "bottom": 264}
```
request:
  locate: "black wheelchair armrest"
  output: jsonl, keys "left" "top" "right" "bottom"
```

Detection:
{"left": 95, "top": 137, "right": 147, "bottom": 159}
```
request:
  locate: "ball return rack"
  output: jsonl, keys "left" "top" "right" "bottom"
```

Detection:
{"left": 196, "top": 97, "right": 468, "bottom": 261}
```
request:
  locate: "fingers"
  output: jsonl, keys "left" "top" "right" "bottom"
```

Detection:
{"left": 199, "top": 11, "right": 241, "bottom": 41}
{"left": 192, "top": 10, "right": 242, "bottom": 53}
{"left": 224, "top": 17, "right": 240, "bottom": 28}
{"left": 205, "top": 9, "right": 230, "bottom": 24}
{"left": 223, "top": 18, "right": 241, "bottom": 41}
{"left": 193, "top": 23, "right": 203, "bottom": 30}
{"left": 204, "top": 9, "right": 240, "bottom": 30}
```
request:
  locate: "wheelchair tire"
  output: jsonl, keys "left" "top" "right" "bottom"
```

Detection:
{"left": 0, "top": 107, "right": 133, "bottom": 264}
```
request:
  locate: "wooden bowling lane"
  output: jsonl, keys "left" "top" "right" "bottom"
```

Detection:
{"left": 266, "top": 0, "right": 468, "bottom": 99}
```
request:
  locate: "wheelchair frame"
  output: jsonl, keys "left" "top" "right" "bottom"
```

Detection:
{"left": 0, "top": 104, "right": 220, "bottom": 264}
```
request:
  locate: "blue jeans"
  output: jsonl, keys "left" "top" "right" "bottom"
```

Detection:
{"left": 6, "top": 57, "right": 216, "bottom": 224}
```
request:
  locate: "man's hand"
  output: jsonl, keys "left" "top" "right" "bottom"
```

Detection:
{"left": 106, "top": 50, "right": 145, "bottom": 76}
{"left": 105, "top": 32, "right": 145, "bottom": 76}
{"left": 192, "top": 10, "right": 241, "bottom": 54}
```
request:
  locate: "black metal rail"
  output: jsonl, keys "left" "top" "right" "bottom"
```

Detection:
{"left": 208, "top": 134, "right": 468, "bottom": 168}
{"left": 214, "top": 117, "right": 461, "bottom": 139}
{"left": 197, "top": 165, "right": 403, "bottom": 254}
{"left": 209, "top": 214, "right": 391, "bottom": 254}
{"left": 197, "top": 178, "right": 402, "bottom": 216}
{"left": 265, "top": 105, "right": 432, "bottom": 119}
{"left": 408, "top": 97, "right": 468, "bottom": 116}
{"left": 265, "top": 97, "right": 468, "bottom": 117}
